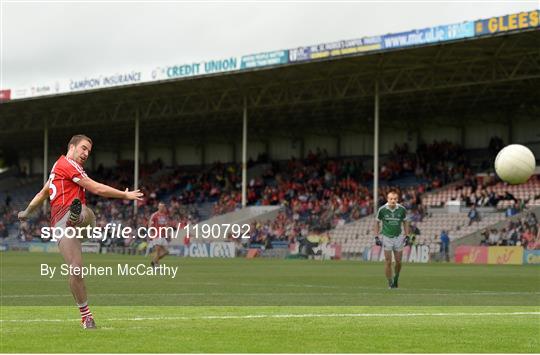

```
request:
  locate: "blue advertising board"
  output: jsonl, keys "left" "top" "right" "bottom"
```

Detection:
{"left": 382, "top": 21, "right": 475, "bottom": 49}
{"left": 241, "top": 50, "right": 289, "bottom": 69}
{"left": 523, "top": 249, "right": 540, "bottom": 265}
{"left": 7, "top": 10, "right": 538, "bottom": 102}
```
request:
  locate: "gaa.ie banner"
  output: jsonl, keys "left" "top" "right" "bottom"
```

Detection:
{"left": 455, "top": 246, "right": 525, "bottom": 265}
{"left": 183, "top": 242, "right": 236, "bottom": 258}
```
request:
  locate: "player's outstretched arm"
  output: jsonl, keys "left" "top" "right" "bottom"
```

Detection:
{"left": 76, "top": 177, "right": 143, "bottom": 200}
{"left": 18, "top": 182, "right": 50, "bottom": 221}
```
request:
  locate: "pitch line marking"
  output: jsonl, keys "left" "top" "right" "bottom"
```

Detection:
{"left": 2, "top": 290, "right": 539, "bottom": 298}
{"left": 1, "top": 312, "right": 539, "bottom": 323}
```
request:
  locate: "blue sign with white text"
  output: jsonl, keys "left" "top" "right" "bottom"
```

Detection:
{"left": 241, "top": 50, "right": 289, "bottom": 69}
{"left": 382, "top": 21, "right": 474, "bottom": 49}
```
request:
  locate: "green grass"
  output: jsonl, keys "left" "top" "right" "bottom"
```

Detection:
{"left": 2, "top": 306, "right": 539, "bottom": 353}
{"left": 1, "top": 252, "right": 539, "bottom": 352}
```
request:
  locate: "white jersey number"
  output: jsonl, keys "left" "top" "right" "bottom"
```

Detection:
{"left": 48, "top": 173, "right": 57, "bottom": 201}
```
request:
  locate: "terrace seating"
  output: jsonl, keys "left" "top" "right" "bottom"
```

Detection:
{"left": 331, "top": 211, "right": 507, "bottom": 255}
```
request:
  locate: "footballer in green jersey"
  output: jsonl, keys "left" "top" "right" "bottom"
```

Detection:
{"left": 374, "top": 189, "right": 410, "bottom": 289}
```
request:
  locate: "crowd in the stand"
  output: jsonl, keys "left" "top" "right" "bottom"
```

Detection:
{"left": 1, "top": 160, "right": 201, "bottom": 242}
{"left": 480, "top": 211, "right": 540, "bottom": 249}
{"left": 384, "top": 140, "right": 470, "bottom": 186}
{"left": 0, "top": 205, "right": 15, "bottom": 239}
{"left": 459, "top": 174, "right": 537, "bottom": 209}
{"left": 216, "top": 153, "right": 375, "bottom": 229}
{"left": 1, "top": 193, "right": 22, "bottom": 237}
{"left": 2, "top": 139, "right": 531, "bottom": 248}
{"left": 221, "top": 141, "right": 467, "bottom": 244}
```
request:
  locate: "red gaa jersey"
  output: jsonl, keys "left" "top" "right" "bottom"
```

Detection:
{"left": 48, "top": 155, "right": 87, "bottom": 226}
{"left": 149, "top": 211, "right": 170, "bottom": 238}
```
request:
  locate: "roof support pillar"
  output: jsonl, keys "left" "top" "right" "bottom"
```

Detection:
{"left": 242, "top": 96, "right": 248, "bottom": 208}
{"left": 134, "top": 110, "right": 139, "bottom": 215}
{"left": 42, "top": 122, "right": 48, "bottom": 214}
{"left": 373, "top": 80, "right": 380, "bottom": 212}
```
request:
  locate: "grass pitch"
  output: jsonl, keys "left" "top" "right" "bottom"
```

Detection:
{"left": 1, "top": 252, "right": 539, "bottom": 352}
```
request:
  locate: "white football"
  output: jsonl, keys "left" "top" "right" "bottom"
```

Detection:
{"left": 494, "top": 144, "right": 536, "bottom": 185}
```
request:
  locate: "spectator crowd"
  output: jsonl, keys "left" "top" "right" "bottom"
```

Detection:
{"left": 1, "top": 139, "right": 537, "bottom": 251}
{"left": 480, "top": 211, "right": 539, "bottom": 249}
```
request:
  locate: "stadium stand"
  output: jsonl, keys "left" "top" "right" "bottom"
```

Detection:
{"left": 2, "top": 137, "right": 539, "bottom": 259}
{"left": 479, "top": 211, "right": 540, "bottom": 248}
{"left": 422, "top": 175, "right": 540, "bottom": 209}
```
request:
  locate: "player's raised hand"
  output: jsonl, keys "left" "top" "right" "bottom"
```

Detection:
{"left": 124, "top": 188, "right": 144, "bottom": 201}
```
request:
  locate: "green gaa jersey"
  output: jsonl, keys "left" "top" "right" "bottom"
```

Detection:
{"left": 376, "top": 203, "right": 407, "bottom": 238}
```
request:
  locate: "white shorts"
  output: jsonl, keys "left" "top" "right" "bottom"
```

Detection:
{"left": 148, "top": 238, "right": 169, "bottom": 249}
{"left": 54, "top": 209, "right": 71, "bottom": 229}
{"left": 52, "top": 207, "right": 96, "bottom": 243}
{"left": 382, "top": 235, "right": 405, "bottom": 252}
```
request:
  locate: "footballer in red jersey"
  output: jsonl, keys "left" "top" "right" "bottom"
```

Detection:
{"left": 47, "top": 154, "right": 91, "bottom": 228}
{"left": 147, "top": 202, "right": 171, "bottom": 267}
{"left": 18, "top": 134, "right": 143, "bottom": 329}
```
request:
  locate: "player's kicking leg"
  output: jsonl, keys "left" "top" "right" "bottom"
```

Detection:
{"left": 67, "top": 198, "right": 82, "bottom": 226}
{"left": 67, "top": 199, "right": 96, "bottom": 231}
